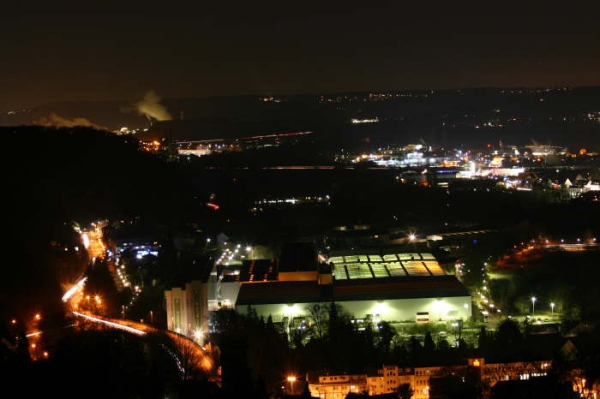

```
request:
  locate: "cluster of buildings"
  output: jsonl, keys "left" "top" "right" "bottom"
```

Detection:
{"left": 162, "top": 246, "right": 479, "bottom": 399}
{"left": 336, "top": 142, "right": 600, "bottom": 201}
{"left": 160, "top": 237, "right": 594, "bottom": 399}
{"left": 176, "top": 131, "right": 314, "bottom": 156}
{"left": 338, "top": 143, "right": 574, "bottom": 170}
{"left": 306, "top": 359, "right": 556, "bottom": 399}
{"left": 144, "top": 130, "right": 600, "bottom": 202}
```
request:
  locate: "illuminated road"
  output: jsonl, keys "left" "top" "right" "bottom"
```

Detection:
{"left": 71, "top": 310, "right": 216, "bottom": 379}
{"left": 79, "top": 220, "right": 107, "bottom": 260}
{"left": 540, "top": 242, "right": 600, "bottom": 251}
{"left": 62, "top": 221, "right": 219, "bottom": 382}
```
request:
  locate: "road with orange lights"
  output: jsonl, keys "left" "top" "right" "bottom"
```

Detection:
{"left": 56, "top": 221, "right": 220, "bottom": 382}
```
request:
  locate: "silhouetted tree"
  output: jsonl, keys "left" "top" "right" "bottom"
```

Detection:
{"left": 423, "top": 331, "right": 436, "bottom": 364}
{"left": 301, "top": 380, "right": 312, "bottom": 399}
{"left": 408, "top": 336, "right": 422, "bottom": 366}
{"left": 307, "top": 303, "right": 327, "bottom": 339}
{"left": 492, "top": 318, "right": 524, "bottom": 361}
{"left": 377, "top": 321, "right": 397, "bottom": 357}
{"left": 397, "top": 382, "right": 414, "bottom": 399}
{"left": 429, "top": 366, "right": 483, "bottom": 399}
{"left": 247, "top": 305, "right": 259, "bottom": 322}
{"left": 477, "top": 325, "right": 490, "bottom": 357}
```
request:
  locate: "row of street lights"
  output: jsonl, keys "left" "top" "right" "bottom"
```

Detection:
{"left": 530, "top": 296, "right": 556, "bottom": 317}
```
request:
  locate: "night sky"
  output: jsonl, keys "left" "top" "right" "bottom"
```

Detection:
{"left": 2, "top": 1, "right": 600, "bottom": 110}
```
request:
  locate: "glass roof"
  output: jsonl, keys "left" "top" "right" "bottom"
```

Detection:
{"left": 328, "top": 253, "right": 447, "bottom": 280}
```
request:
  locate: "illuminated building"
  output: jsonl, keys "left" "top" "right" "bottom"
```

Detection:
{"left": 524, "top": 145, "right": 568, "bottom": 157}
{"left": 233, "top": 251, "right": 471, "bottom": 332}
{"left": 164, "top": 280, "right": 209, "bottom": 343}
{"left": 307, "top": 372, "right": 370, "bottom": 399}
{"left": 167, "top": 248, "right": 471, "bottom": 342}
{"left": 307, "top": 360, "right": 553, "bottom": 399}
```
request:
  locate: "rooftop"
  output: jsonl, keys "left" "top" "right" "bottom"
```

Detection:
{"left": 327, "top": 252, "right": 446, "bottom": 280}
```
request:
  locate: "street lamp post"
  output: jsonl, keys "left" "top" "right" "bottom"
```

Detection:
{"left": 551, "top": 302, "right": 555, "bottom": 316}
{"left": 287, "top": 376, "right": 296, "bottom": 395}
{"left": 531, "top": 296, "right": 537, "bottom": 317}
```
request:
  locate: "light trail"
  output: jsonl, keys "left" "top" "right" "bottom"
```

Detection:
{"left": 65, "top": 220, "right": 217, "bottom": 381}
{"left": 62, "top": 276, "right": 87, "bottom": 302}
{"left": 72, "top": 311, "right": 147, "bottom": 336}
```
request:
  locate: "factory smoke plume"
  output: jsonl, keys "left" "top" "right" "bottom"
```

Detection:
{"left": 37, "top": 113, "right": 107, "bottom": 131}
{"left": 133, "top": 90, "right": 172, "bottom": 122}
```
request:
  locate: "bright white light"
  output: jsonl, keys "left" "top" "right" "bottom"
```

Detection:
{"left": 62, "top": 277, "right": 87, "bottom": 302}
{"left": 73, "top": 312, "right": 147, "bottom": 336}
{"left": 433, "top": 299, "right": 449, "bottom": 320}
{"left": 81, "top": 233, "right": 90, "bottom": 249}
{"left": 284, "top": 304, "right": 301, "bottom": 316}
{"left": 372, "top": 301, "right": 388, "bottom": 316}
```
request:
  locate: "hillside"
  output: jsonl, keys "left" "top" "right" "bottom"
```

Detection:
{"left": 2, "top": 87, "right": 600, "bottom": 152}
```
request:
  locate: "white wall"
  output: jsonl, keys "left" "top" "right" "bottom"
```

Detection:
{"left": 236, "top": 296, "right": 472, "bottom": 325}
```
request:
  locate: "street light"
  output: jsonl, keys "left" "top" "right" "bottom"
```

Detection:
{"left": 287, "top": 376, "right": 297, "bottom": 395}
{"left": 551, "top": 302, "right": 555, "bottom": 316}
{"left": 194, "top": 329, "right": 203, "bottom": 344}
{"left": 531, "top": 296, "right": 537, "bottom": 317}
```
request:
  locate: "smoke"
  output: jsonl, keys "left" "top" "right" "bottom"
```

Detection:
{"left": 37, "top": 113, "right": 107, "bottom": 130}
{"left": 133, "top": 90, "right": 172, "bottom": 122}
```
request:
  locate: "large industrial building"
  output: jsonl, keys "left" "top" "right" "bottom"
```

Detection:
{"left": 233, "top": 251, "right": 472, "bottom": 329}
{"left": 164, "top": 245, "right": 472, "bottom": 340}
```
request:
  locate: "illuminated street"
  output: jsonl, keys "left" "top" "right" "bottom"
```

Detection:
{"left": 56, "top": 222, "right": 220, "bottom": 381}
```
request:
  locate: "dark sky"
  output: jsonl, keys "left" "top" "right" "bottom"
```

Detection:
{"left": 2, "top": 1, "right": 600, "bottom": 110}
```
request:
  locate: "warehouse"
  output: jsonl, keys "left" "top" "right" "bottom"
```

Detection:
{"left": 234, "top": 251, "right": 472, "bottom": 328}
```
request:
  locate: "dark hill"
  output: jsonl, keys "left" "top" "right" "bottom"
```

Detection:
{"left": 3, "top": 87, "right": 600, "bottom": 152}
